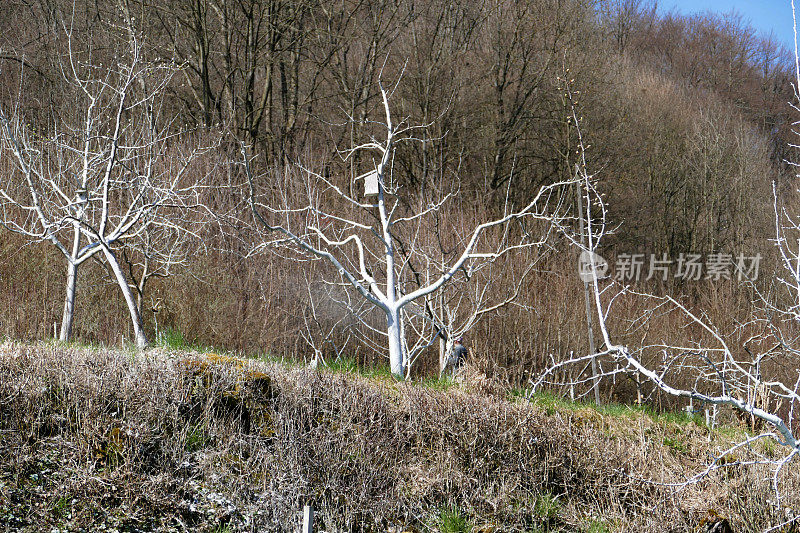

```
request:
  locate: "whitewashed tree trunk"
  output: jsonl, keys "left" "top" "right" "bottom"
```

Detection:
{"left": 439, "top": 336, "right": 447, "bottom": 375}
{"left": 59, "top": 226, "right": 83, "bottom": 342}
{"left": 102, "top": 246, "right": 149, "bottom": 349}
{"left": 387, "top": 307, "right": 404, "bottom": 377}
{"left": 59, "top": 260, "right": 78, "bottom": 342}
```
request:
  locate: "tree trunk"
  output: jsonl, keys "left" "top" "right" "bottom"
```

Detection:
{"left": 59, "top": 260, "right": 77, "bottom": 342}
{"left": 439, "top": 336, "right": 446, "bottom": 376}
{"left": 577, "top": 178, "right": 601, "bottom": 406}
{"left": 102, "top": 246, "right": 149, "bottom": 349}
{"left": 387, "top": 307, "right": 404, "bottom": 378}
{"left": 60, "top": 226, "right": 82, "bottom": 342}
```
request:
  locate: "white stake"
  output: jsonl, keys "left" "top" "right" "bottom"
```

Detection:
{"left": 302, "top": 504, "right": 314, "bottom": 533}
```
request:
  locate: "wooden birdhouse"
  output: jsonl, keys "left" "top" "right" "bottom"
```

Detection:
{"left": 363, "top": 170, "right": 379, "bottom": 196}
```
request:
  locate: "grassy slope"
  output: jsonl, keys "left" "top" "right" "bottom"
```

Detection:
{"left": 0, "top": 341, "right": 795, "bottom": 533}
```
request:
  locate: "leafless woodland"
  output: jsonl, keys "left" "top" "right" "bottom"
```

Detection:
{"left": 2, "top": 0, "right": 800, "bottom": 530}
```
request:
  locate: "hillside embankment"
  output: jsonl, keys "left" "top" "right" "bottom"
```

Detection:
{"left": 0, "top": 342, "right": 795, "bottom": 532}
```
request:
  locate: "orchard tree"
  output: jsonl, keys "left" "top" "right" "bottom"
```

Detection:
{"left": 0, "top": 25, "right": 214, "bottom": 348}
{"left": 535, "top": 80, "right": 800, "bottom": 509}
{"left": 247, "top": 78, "right": 577, "bottom": 378}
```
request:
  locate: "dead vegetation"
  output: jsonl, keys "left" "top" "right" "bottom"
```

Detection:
{"left": 0, "top": 341, "right": 796, "bottom": 532}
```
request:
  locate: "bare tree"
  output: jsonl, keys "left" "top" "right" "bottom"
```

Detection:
{"left": 403, "top": 203, "right": 544, "bottom": 377}
{"left": 247, "top": 77, "right": 576, "bottom": 378}
{"left": 534, "top": 81, "right": 800, "bottom": 509}
{"left": 0, "top": 24, "right": 214, "bottom": 348}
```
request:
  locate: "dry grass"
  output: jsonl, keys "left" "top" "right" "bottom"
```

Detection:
{"left": 0, "top": 341, "right": 796, "bottom": 532}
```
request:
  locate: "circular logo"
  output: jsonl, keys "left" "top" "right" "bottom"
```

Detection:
{"left": 578, "top": 251, "right": 608, "bottom": 282}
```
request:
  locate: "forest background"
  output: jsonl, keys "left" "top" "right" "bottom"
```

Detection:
{"left": 0, "top": 0, "right": 796, "bottom": 401}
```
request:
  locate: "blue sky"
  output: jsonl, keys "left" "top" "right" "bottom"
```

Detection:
{"left": 658, "top": 1, "right": 796, "bottom": 50}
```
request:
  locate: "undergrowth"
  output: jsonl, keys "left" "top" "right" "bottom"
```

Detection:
{"left": 0, "top": 341, "right": 794, "bottom": 532}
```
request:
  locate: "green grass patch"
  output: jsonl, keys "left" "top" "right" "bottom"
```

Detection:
{"left": 522, "top": 390, "right": 705, "bottom": 427}
{"left": 320, "top": 357, "right": 397, "bottom": 381}
{"left": 362, "top": 364, "right": 395, "bottom": 380}
{"left": 156, "top": 326, "right": 193, "bottom": 350}
{"left": 587, "top": 519, "right": 608, "bottom": 533}
{"left": 524, "top": 390, "right": 590, "bottom": 415}
{"left": 324, "top": 357, "right": 359, "bottom": 374}
{"left": 185, "top": 423, "right": 211, "bottom": 452}
{"left": 662, "top": 436, "right": 688, "bottom": 454}
{"left": 761, "top": 436, "right": 777, "bottom": 458}
{"left": 50, "top": 496, "right": 70, "bottom": 518}
{"left": 713, "top": 423, "right": 746, "bottom": 441}
{"left": 533, "top": 492, "right": 561, "bottom": 519}
{"left": 434, "top": 505, "right": 471, "bottom": 533}
{"left": 421, "top": 375, "right": 457, "bottom": 391}
{"left": 156, "top": 326, "right": 221, "bottom": 354}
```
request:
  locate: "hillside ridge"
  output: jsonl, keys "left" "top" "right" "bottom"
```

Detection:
{"left": 0, "top": 341, "right": 791, "bottom": 532}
